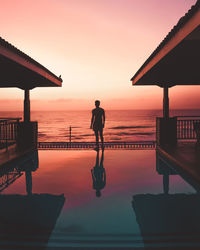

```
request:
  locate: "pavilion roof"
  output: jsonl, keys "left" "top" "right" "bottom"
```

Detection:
{"left": 0, "top": 36, "right": 62, "bottom": 89}
{"left": 131, "top": 1, "right": 200, "bottom": 87}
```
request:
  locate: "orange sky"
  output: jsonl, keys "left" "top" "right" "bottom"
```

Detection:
{"left": 0, "top": 0, "right": 198, "bottom": 110}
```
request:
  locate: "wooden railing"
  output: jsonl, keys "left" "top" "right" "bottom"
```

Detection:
{"left": 177, "top": 116, "right": 200, "bottom": 140}
{"left": 0, "top": 118, "right": 21, "bottom": 148}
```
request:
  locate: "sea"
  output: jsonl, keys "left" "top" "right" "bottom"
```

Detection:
{"left": 1, "top": 109, "right": 200, "bottom": 142}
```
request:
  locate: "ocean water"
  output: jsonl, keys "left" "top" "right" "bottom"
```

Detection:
{"left": 1, "top": 109, "right": 200, "bottom": 142}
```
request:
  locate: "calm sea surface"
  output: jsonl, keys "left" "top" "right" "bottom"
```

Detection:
{"left": 1, "top": 109, "right": 200, "bottom": 142}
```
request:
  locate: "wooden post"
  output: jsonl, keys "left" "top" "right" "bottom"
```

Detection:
{"left": 24, "top": 89, "right": 30, "bottom": 122}
{"left": 163, "top": 86, "right": 169, "bottom": 119}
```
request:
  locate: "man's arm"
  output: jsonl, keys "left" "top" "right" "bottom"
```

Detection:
{"left": 102, "top": 110, "right": 105, "bottom": 128}
{"left": 90, "top": 111, "right": 94, "bottom": 129}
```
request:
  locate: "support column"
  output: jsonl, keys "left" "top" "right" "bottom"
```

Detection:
{"left": 163, "top": 86, "right": 169, "bottom": 119}
{"left": 24, "top": 89, "right": 30, "bottom": 122}
{"left": 17, "top": 89, "right": 38, "bottom": 151}
{"left": 156, "top": 85, "right": 177, "bottom": 147}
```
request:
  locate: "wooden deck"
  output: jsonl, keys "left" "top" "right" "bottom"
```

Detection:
{"left": 38, "top": 141, "right": 156, "bottom": 150}
{"left": 157, "top": 141, "right": 200, "bottom": 186}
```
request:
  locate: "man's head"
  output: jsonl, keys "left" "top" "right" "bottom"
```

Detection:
{"left": 95, "top": 100, "right": 100, "bottom": 107}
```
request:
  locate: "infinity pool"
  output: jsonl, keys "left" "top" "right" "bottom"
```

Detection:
{"left": 0, "top": 149, "right": 199, "bottom": 249}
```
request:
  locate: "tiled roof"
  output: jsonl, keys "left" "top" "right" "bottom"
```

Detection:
{"left": 131, "top": 0, "right": 200, "bottom": 81}
{"left": 0, "top": 36, "right": 62, "bottom": 82}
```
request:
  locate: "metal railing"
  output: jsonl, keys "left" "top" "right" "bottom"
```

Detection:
{"left": 177, "top": 116, "right": 200, "bottom": 140}
{"left": 0, "top": 118, "right": 21, "bottom": 149}
{"left": 0, "top": 170, "right": 23, "bottom": 192}
{"left": 38, "top": 141, "right": 156, "bottom": 150}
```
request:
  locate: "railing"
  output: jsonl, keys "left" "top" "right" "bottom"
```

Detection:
{"left": 0, "top": 170, "right": 23, "bottom": 192}
{"left": 0, "top": 118, "right": 21, "bottom": 149}
{"left": 177, "top": 116, "right": 200, "bottom": 140}
{"left": 38, "top": 141, "right": 156, "bottom": 150}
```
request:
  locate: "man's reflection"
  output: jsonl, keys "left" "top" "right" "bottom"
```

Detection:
{"left": 91, "top": 149, "right": 106, "bottom": 197}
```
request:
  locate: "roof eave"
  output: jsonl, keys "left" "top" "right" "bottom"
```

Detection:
{"left": 131, "top": 4, "right": 200, "bottom": 86}
{"left": 0, "top": 43, "right": 62, "bottom": 87}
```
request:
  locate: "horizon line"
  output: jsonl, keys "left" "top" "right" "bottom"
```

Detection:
{"left": 1, "top": 108, "right": 200, "bottom": 112}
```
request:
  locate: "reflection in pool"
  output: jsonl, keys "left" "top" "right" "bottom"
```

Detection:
{"left": 0, "top": 149, "right": 199, "bottom": 248}
{"left": 91, "top": 150, "right": 106, "bottom": 197}
{"left": 133, "top": 153, "right": 200, "bottom": 248}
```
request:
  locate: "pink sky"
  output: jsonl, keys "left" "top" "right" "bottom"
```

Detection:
{"left": 0, "top": 0, "right": 198, "bottom": 110}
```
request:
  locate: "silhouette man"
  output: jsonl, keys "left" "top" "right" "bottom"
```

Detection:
{"left": 91, "top": 149, "right": 106, "bottom": 197}
{"left": 90, "top": 100, "right": 105, "bottom": 150}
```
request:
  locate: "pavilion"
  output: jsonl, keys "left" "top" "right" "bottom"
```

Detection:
{"left": 0, "top": 36, "right": 62, "bottom": 121}
{"left": 0, "top": 36, "right": 62, "bottom": 152}
{"left": 131, "top": 1, "right": 200, "bottom": 146}
{"left": 131, "top": 1, "right": 200, "bottom": 186}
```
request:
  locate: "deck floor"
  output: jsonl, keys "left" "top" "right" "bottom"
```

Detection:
{"left": 158, "top": 141, "right": 200, "bottom": 186}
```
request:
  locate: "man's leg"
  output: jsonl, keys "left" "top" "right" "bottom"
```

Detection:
{"left": 99, "top": 128, "right": 104, "bottom": 146}
{"left": 94, "top": 129, "right": 99, "bottom": 147}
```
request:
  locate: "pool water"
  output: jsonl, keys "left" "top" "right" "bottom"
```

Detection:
{"left": 0, "top": 149, "right": 199, "bottom": 249}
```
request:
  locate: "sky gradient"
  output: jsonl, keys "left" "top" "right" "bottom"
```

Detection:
{"left": 0, "top": 0, "right": 198, "bottom": 110}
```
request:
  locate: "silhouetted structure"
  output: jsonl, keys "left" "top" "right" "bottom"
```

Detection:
{"left": 130, "top": 2, "right": 200, "bottom": 188}
{"left": 91, "top": 149, "right": 106, "bottom": 197}
{"left": 91, "top": 100, "right": 105, "bottom": 149}
{"left": 0, "top": 36, "right": 62, "bottom": 159}
{"left": 131, "top": 1, "right": 200, "bottom": 147}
